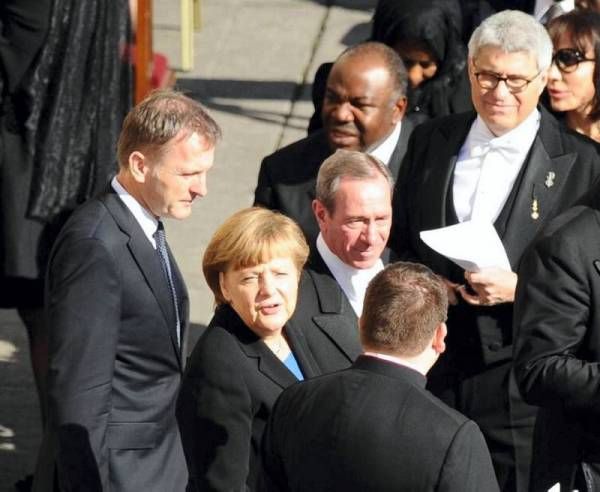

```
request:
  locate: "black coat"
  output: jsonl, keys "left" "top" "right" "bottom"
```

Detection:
{"left": 0, "top": 0, "right": 132, "bottom": 304}
{"left": 514, "top": 191, "right": 600, "bottom": 492}
{"left": 389, "top": 107, "right": 600, "bottom": 491}
{"left": 177, "top": 304, "right": 320, "bottom": 492}
{"left": 0, "top": 0, "right": 51, "bottom": 301}
{"left": 33, "top": 189, "right": 189, "bottom": 491}
{"left": 261, "top": 355, "right": 500, "bottom": 492}
{"left": 254, "top": 123, "right": 413, "bottom": 244}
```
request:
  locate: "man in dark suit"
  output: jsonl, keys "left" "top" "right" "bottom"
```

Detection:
{"left": 254, "top": 41, "right": 411, "bottom": 243}
{"left": 390, "top": 10, "right": 600, "bottom": 492}
{"left": 262, "top": 261, "right": 499, "bottom": 492}
{"left": 33, "top": 91, "right": 221, "bottom": 492}
{"left": 287, "top": 149, "right": 393, "bottom": 374}
{"left": 513, "top": 187, "right": 600, "bottom": 492}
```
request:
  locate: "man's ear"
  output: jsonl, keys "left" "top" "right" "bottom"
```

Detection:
{"left": 393, "top": 96, "right": 408, "bottom": 123}
{"left": 312, "top": 199, "right": 328, "bottom": 229}
{"left": 432, "top": 322, "right": 447, "bottom": 355}
{"left": 128, "top": 151, "right": 148, "bottom": 183}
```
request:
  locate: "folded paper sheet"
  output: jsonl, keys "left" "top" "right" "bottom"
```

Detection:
{"left": 419, "top": 221, "right": 511, "bottom": 272}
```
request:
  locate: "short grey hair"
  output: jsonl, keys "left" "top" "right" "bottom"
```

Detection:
{"left": 468, "top": 10, "right": 553, "bottom": 71}
{"left": 315, "top": 149, "right": 393, "bottom": 214}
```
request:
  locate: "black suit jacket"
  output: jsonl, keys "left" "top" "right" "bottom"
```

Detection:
{"left": 287, "top": 252, "right": 362, "bottom": 374}
{"left": 261, "top": 355, "right": 500, "bottom": 492}
{"left": 254, "top": 122, "right": 413, "bottom": 243}
{"left": 33, "top": 190, "right": 189, "bottom": 492}
{"left": 176, "top": 304, "right": 320, "bottom": 492}
{"left": 514, "top": 193, "right": 600, "bottom": 492}
{"left": 391, "top": 108, "right": 600, "bottom": 376}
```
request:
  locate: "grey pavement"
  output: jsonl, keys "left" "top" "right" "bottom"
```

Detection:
{"left": 0, "top": 0, "right": 375, "bottom": 489}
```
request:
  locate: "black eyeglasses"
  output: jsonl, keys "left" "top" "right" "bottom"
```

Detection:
{"left": 552, "top": 48, "right": 596, "bottom": 73}
{"left": 473, "top": 69, "right": 542, "bottom": 93}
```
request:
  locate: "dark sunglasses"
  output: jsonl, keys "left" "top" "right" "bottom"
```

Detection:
{"left": 402, "top": 58, "right": 436, "bottom": 70}
{"left": 552, "top": 48, "right": 595, "bottom": 72}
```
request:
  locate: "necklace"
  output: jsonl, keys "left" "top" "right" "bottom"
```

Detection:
{"left": 269, "top": 336, "right": 284, "bottom": 355}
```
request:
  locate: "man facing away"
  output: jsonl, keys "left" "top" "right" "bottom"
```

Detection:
{"left": 286, "top": 149, "right": 393, "bottom": 374}
{"left": 390, "top": 10, "right": 600, "bottom": 491}
{"left": 33, "top": 90, "right": 221, "bottom": 492}
{"left": 513, "top": 184, "right": 600, "bottom": 491}
{"left": 254, "top": 41, "right": 411, "bottom": 243}
{"left": 261, "top": 261, "right": 499, "bottom": 492}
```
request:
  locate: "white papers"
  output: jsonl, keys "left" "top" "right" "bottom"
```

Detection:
{"left": 419, "top": 221, "right": 511, "bottom": 272}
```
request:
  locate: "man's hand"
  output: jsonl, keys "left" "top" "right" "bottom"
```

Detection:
{"left": 458, "top": 267, "right": 517, "bottom": 306}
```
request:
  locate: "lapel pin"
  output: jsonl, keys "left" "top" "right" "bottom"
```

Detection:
{"left": 545, "top": 171, "right": 556, "bottom": 188}
{"left": 531, "top": 198, "right": 539, "bottom": 220}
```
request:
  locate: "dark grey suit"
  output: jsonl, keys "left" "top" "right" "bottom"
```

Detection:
{"left": 33, "top": 189, "right": 189, "bottom": 491}
{"left": 261, "top": 355, "right": 500, "bottom": 492}
{"left": 254, "top": 122, "right": 413, "bottom": 243}
{"left": 514, "top": 190, "right": 600, "bottom": 492}
{"left": 390, "top": 107, "right": 600, "bottom": 491}
{"left": 176, "top": 304, "right": 320, "bottom": 492}
{"left": 287, "top": 252, "right": 362, "bottom": 374}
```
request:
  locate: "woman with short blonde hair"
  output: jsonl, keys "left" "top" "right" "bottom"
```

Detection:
{"left": 177, "top": 207, "right": 318, "bottom": 491}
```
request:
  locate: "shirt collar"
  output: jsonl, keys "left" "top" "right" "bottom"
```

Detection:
{"left": 369, "top": 121, "right": 402, "bottom": 166}
{"left": 466, "top": 108, "right": 540, "bottom": 159}
{"left": 316, "top": 233, "right": 383, "bottom": 316}
{"left": 111, "top": 176, "right": 159, "bottom": 248}
{"left": 363, "top": 352, "right": 426, "bottom": 375}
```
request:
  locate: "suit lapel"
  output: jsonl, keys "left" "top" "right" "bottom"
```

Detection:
{"left": 388, "top": 118, "right": 414, "bottom": 180}
{"left": 501, "top": 110, "right": 577, "bottom": 267}
{"left": 307, "top": 257, "right": 361, "bottom": 362}
{"left": 418, "top": 114, "right": 475, "bottom": 232}
{"left": 285, "top": 323, "right": 321, "bottom": 378}
{"left": 236, "top": 330, "right": 299, "bottom": 389}
{"left": 101, "top": 192, "right": 183, "bottom": 368}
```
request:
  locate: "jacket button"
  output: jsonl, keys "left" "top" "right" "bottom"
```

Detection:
{"left": 487, "top": 342, "right": 502, "bottom": 351}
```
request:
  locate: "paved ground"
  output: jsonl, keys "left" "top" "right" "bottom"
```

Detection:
{"left": 0, "top": 0, "right": 375, "bottom": 489}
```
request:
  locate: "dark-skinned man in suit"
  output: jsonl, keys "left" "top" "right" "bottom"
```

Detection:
{"left": 254, "top": 41, "right": 411, "bottom": 243}
{"left": 33, "top": 90, "right": 221, "bottom": 492}
{"left": 262, "top": 261, "right": 499, "bottom": 492}
{"left": 390, "top": 10, "right": 600, "bottom": 492}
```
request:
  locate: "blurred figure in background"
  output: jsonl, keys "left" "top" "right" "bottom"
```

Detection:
{"left": 371, "top": 0, "right": 471, "bottom": 120}
{"left": 0, "top": 0, "right": 52, "bottom": 428}
{"left": 308, "top": 0, "right": 471, "bottom": 133}
{"left": 0, "top": 0, "right": 133, "bottom": 431}
{"left": 546, "top": 10, "right": 600, "bottom": 143}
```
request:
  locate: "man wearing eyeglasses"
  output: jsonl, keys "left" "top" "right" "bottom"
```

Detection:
{"left": 390, "top": 10, "right": 600, "bottom": 492}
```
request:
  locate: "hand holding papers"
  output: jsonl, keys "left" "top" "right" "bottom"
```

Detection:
{"left": 420, "top": 221, "right": 515, "bottom": 305}
{"left": 419, "top": 220, "right": 511, "bottom": 272}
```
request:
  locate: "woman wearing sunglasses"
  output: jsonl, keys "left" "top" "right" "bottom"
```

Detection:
{"left": 546, "top": 11, "right": 600, "bottom": 142}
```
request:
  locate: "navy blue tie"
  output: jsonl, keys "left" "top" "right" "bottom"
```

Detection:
{"left": 154, "top": 221, "right": 181, "bottom": 347}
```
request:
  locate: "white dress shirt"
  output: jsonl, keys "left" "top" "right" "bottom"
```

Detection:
{"left": 111, "top": 176, "right": 159, "bottom": 248}
{"left": 363, "top": 351, "right": 424, "bottom": 375}
{"left": 369, "top": 121, "right": 402, "bottom": 166}
{"left": 452, "top": 109, "right": 540, "bottom": 224}
{"left": 316, "top": 233, "right": 383, "bottom": 317}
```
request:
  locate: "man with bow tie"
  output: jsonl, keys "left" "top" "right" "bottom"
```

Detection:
{"left": 390, "top": 10, "right": 600, "bottom": 492}
{"left": 33, "top": 90, "right": 221, "bottom": 492}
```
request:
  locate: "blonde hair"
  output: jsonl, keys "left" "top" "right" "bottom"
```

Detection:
{"left": 203, "top": 207, "right": 309, "bottom": 305}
